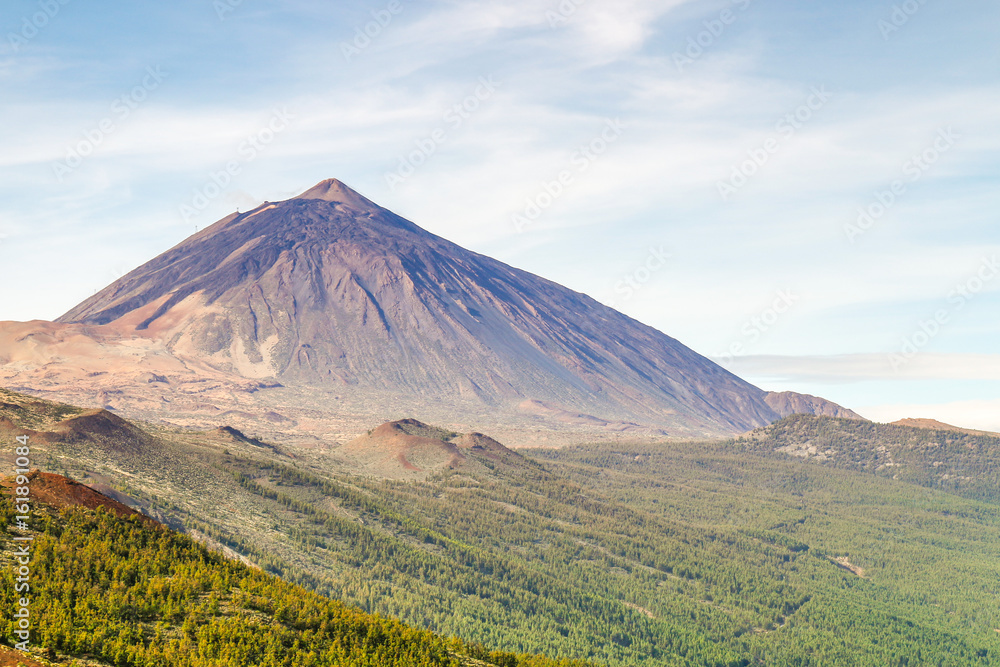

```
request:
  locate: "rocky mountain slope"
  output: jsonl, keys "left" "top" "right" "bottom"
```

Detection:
{"left": 1, "top": 180, "right": 862, "bottom": 441}
{"left": 52, "top": 179, "right": 779, "bottom": 436}
{"left": 764, "top": 391, "right": 866, "bottom": 420}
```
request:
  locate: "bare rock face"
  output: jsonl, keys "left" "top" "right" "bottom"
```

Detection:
{"left": 764, "top": 391, "right": 866, "bottom": 421}
{"left": 54, "top": 179, "right": 780, "bottom": 434}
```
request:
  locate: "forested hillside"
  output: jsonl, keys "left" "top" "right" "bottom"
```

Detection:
{"left": 739, "top": 414, "right": 1000, "bottom": 503}
{"left": 4, "top": 390, "right": 1000, "bottom": 665}
{"left": 529, "top": 439, "right": 1000, "bottom": 665}
{"left": 139, "top": 438, "right": 1000, "bottom": 666}
{"left": 0, "top": 487, "right": 586, "bottom": 667}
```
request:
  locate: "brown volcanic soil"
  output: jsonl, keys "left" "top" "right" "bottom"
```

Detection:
{"left": 0, "top": 645, "right": 48, "bottom": 667}
{"left": 341, "top": 419, "right": 467, "bottom": 477}
{"left": 1, "top": 470, "right": 153, "bottom": 523}
{"left": 339, "top": 418, "right": 530, "bottom": 478}
{"left": 44, "top": 409, "right": 151, "bottom": 450}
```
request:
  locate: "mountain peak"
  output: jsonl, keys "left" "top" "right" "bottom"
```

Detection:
{"left": 292, "top": 178, "right": 379, "bottom": 211}
{"left": 49, "top": 183, "right": 784, "bottom": 435}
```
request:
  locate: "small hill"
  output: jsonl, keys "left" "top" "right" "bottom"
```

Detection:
{"left": 0, "top": 387, "right": 86, "bottom": 430}
{"left": 741, "top": 414, "right": 1000, "bottom": 503}
{"left": 891, "top": 417, "right": 999, "bottom": 437}
{"left": 340, "top": 418, "right": 532, "bottom": 478}
{"left": 453, "top": 431, "right": 512, "bottom": 455}
{"left": 0, "top": 389, "right": 160, "bottom": 459}
{"left": 764, "top": 391, "right": 865, "bottom": 420}
{"left": 0, "top": 470, "right": 151, "bottom": 523}
{"left": 214, "top": 424, "right": 287, "bottom": 456}
{"left": 42, "top": 409, "right": 154, "bottom": 452}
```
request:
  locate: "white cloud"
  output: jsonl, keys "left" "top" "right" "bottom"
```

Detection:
{"left": 719, "top": 353, "right": 1000, "bottom": 383}
{"left": 716, "top": 353, "right": 1000, "bottom": 432}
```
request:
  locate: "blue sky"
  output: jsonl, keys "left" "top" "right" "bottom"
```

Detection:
{"left": 1, "top": 0, "right": 998, "bottom": 428}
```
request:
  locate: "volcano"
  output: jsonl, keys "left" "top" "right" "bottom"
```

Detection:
{"left": 49, "top": 179, "right": 784, "bottom": 435}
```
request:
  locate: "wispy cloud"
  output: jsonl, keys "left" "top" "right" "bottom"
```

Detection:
{"left": 721, "top": 353, "right": 1000, "bottom": 384}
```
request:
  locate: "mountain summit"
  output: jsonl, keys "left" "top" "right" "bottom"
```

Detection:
{"left": 294, "top": 177, "right": 383, "bottom": 209}
{"left": 53, "top": 179, "right": 780, "bottom": 435}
